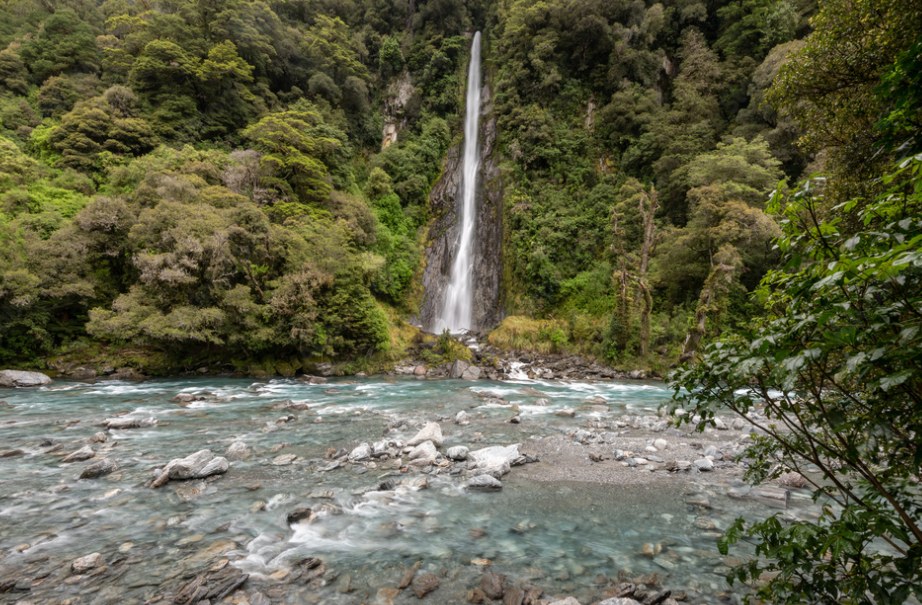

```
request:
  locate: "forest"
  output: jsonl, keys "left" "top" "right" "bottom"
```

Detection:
{"left": 0, "top": 0, "right": 918, "bottom": 377}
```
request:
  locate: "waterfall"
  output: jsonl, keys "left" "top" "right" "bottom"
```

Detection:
{"left": 435, "top": 31, "right": 482, "bottom": 334}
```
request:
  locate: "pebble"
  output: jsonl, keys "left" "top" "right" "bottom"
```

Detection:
{"left": 693, "top": 458, "right": 714, "bottom": 472}
{"left": 271, "top": 454, "right": 298, "bottom": 466}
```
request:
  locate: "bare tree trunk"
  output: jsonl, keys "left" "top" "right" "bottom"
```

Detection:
{"left": 637, "top": 280, "right": 652, "bottom": 357}
{"left": 680, "top": 256, "right": 738, "bottom": 362}
{"left": 636, "top": 186, "right": 657, "bottom": 357}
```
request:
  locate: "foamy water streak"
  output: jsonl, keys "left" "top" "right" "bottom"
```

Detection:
{"left": 436, "top": 31, "right": 482, "bottom": 333}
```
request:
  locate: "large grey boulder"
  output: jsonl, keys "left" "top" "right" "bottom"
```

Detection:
{"left": 406, "top": 422, "right": 444, "bottom": 447}
{"left": 0, "top": 370, "right": 51, "bottom": 387}
{"left": 467, "top": 444, "right": 520, "bottom": 478}
{"left": 151, "top": 449, "right": 229, "bottom": 488}
{"left": 407, "top": 440, "right": 438, "bottom": 465}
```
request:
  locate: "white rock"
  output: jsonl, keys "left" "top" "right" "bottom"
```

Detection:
{"left": 713, "top": 417, "right": 728, "bottom": 430}
{"left": 466, "top": 474, "right": 502, "bottom": 490}
{"left": 548, "top": 599, "right": 582, "bottom": 605}
{"left": 407, "top": 422, "right": 444, "bottom": 447}
{"left": 446, "top": 446, "right": 469, "bottom": 461}
{"left": 653, "top": 438, "right": 669, "bottom": 450}
{"left": 63, "top": 445, "right": 95, "bottom": 463}
{"left": 644, "top": 445, "right": 658, "bottom": 453}
{"left": 693, "top": 458, "right": 714, "bottom": 472}
{"left": 225, "top": 441, "right": 251, "bottom": 460}
{"left": 673, "top": 408, "right": 687, "bottom": 417}
{"left": 467, "top": 444, "right": 520, "bottom": 478}
{"left": 0, "top": 370, "right": 51, "bottom": 387}
{"left": 454, "top": 410, "right": 470, "bottom": 425}
{"left": 72, "top": 552, "right": 105, "bottom": 573}
{"left": 151, "top": 449, "right": 228, "bottom": 487}
{"left": 407, "top": 440, "right": 437, "bottom": 465}
{"left": 349, "top": 442, "right": 372, "bottom": 462}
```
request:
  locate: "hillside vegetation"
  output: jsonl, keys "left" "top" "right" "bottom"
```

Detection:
{"left": 0, "top": 0, "right": 918, "bottom": 374}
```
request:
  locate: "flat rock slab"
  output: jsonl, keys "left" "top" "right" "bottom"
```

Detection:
{"left": 0, "top": 370, "right": 51, "bottom": 387}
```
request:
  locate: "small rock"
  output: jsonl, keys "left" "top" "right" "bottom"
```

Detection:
{"left": 777, "top": 471, "right": 809, "bottom": 488}
{"left": 411, "top": 572, "right": 440, "bottom": 598}
{"left": 89, "top": 432, "right": 108, "bottom": 443}
{"left": 467, "top": 475, "right": 502, "bottom": 490}
{"left": 555, "top": 409, "right": 576, "bottom": 418}
{"left": 407, "top": 440, "right": 438, "bottom": 465}
{"left": 62, "top": 445, "right": 95, "bottom": 463}
{"left": 287, "top": 507, "right": 312, "bottom": 525}
{"left": 653, "top": 439, "right": 668, "bottom": 450}
{"left": 407, "top": 422, "right": 444, "bottom": 447}
{"left": 713, "top": 417, "right": 728, "bottom": 430}
{"left": 271, "top": 453, "right": 297, "bottom": 466}
{"left": 447, "top": 446, "right": 469, "bottom": 461}
{"left": 509, "top": 415, "right": 521, "bottom": 424}
{"left": 349, "top": 442, "right": 373, "bottom": 462}
{"left": 693, "top": 458, "right": 714, "bottom": 472}
{"left": 455, "top": 411, "right": 471, "bottom": 425}
{"left": 225, "top": 441, "right": 252, "bottom": 460}
{"left": 0, "top": 449, "right": 25, "bottom": 458}
{"left": 79, "top": 458, "right": 118, "bottom": 479}
{"left": 103, "top": 417, "right": 156, "bottom": 430}
{"left": 71, "top": 552, "right": 105, "bottom": 573}
{"left": 480, "top": 571, "right": 506, "bottom": 600}
{"left": 150, "top": 449, "right": 229, "bottom": 488}
{"left": 547, "top": 599, "right": 582, "bottom": 605}
{"left": 399, "top": 561, "right": 422, "bottom": 589}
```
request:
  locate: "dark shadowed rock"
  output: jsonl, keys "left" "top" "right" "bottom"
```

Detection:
{"left": 480, "top": 571, "right": 506, "bottom": 600}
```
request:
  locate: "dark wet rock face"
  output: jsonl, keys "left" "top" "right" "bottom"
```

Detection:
{"left": 420, "top": 82, "right": 503, "bottom": 333}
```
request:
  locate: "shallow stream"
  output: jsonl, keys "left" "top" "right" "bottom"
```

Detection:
{"left": 0, "top": 376, "right": 797, "bottom": 604}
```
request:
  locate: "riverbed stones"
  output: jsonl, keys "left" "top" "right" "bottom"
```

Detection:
{"left": 407, "top": 422, "right": 444, "bottom": 447}
{"left": 0, "top": 370, "right": 51, "bottom": 387}
{"left": 79, "top": 457, "right": 118, "bottom": 479}
{"left": 548, "top": 598, "right": 581, "bottom": 605}
{"left": 455, "top": 410, "right": 471, "bottom": 425}
{"left": 777, "top": 471, "right": 808, "bottom": 488}
{"left": 151, "top": 449, "right": 229, "bottom": 487}
{"left": 71, "top": 552, "right": 105, "bottom": 573}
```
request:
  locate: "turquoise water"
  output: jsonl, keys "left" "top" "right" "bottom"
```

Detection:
{"left": 0, "top": 377, "right": 761, "bottom": 603}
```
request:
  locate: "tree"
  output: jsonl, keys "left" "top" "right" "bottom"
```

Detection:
{"left": 671, "top": 155, "right": 922, "bottom": 603}
{"left": 608, "top": 178, "right": 658, "bottom": 358}
{"left": 19, "top": 9, "right": 100, "bottom": 83}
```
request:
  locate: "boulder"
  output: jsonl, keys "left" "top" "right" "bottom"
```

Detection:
{"left": 0, "top": 370, "right": 51, "bottom": 388}
{"left": 411, "top": 572, "right": 440, "bottom": 598}
{"left": 467, "top": 444, "right": 520, "bottom": 478}
{"left": 407, "top": 422, "right": 444, "bottom": 447}
{"left": 225, "top": 441, "right": 252, "bottom": 460}
{"left": 693, "top": 458, "right": 714, "bottom": 472}
{"left": 104, "top": 417, "right": 156, "bottom": 430}
{"left": 407, "top": 441, "right": 438, "bottom": 465}
{"left": 151, "top": 449, "right": 229, "bottom": 488}
{"left": 62, "top": 445, "right": 95, "bottom": 463}
{"left": 72, "top": 552, "right": 105, "bottom": 573}
{"left": 480, "top": 571, "right": 506, "bottom": 600}
{"left": 446, "top": 446, "right": 469, "bottom": 461}
{"left": 461, "top": 365, "right": 482, "bottom": 381}
{"left": 466, "top": 475, "right": 502, "bottom": 490}
{"left": 79, "top": 458, "right": 118, "bottom": 479}
{"left": 449, "top": 360, "right": 470, "bottom": 379}
{"left": 349, "top": 442, "right": 372, "bottom": 462}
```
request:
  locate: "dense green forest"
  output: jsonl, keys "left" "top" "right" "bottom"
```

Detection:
{"left": 0, "top": 0, "right": 918, "bottom": 374}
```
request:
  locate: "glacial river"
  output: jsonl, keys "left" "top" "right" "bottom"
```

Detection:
{"left": 0, "top": 376, "right": 788, "bottom": 604}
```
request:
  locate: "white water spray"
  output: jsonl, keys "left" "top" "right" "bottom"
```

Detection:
{"left": 436, "top": 31, "right": 481, "bottom": 333}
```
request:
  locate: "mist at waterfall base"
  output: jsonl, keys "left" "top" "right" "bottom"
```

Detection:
{"left": 434, "top": 31, "right": 482, "bottom": 335}
{"left": 0, "top": 376, "right": 821, "bottom": 603}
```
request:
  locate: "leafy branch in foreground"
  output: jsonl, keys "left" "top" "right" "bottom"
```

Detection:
{"left": 671, "top": 155, "right": 922, "bottom": 604}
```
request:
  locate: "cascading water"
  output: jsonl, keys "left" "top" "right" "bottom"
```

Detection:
{"left": 435, "top": 31, "right": 482, "bottom": 334}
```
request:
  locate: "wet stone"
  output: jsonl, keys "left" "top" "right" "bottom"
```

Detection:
{"left": 412, "top": 572, "right": 440, "bottom": 598}
{"left": 79, "top": 458, "right": 118, "bottom": 479}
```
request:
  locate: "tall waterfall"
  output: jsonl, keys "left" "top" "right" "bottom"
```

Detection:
{"left": 435, "top": 31, "right": 482, "bottom": 333}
